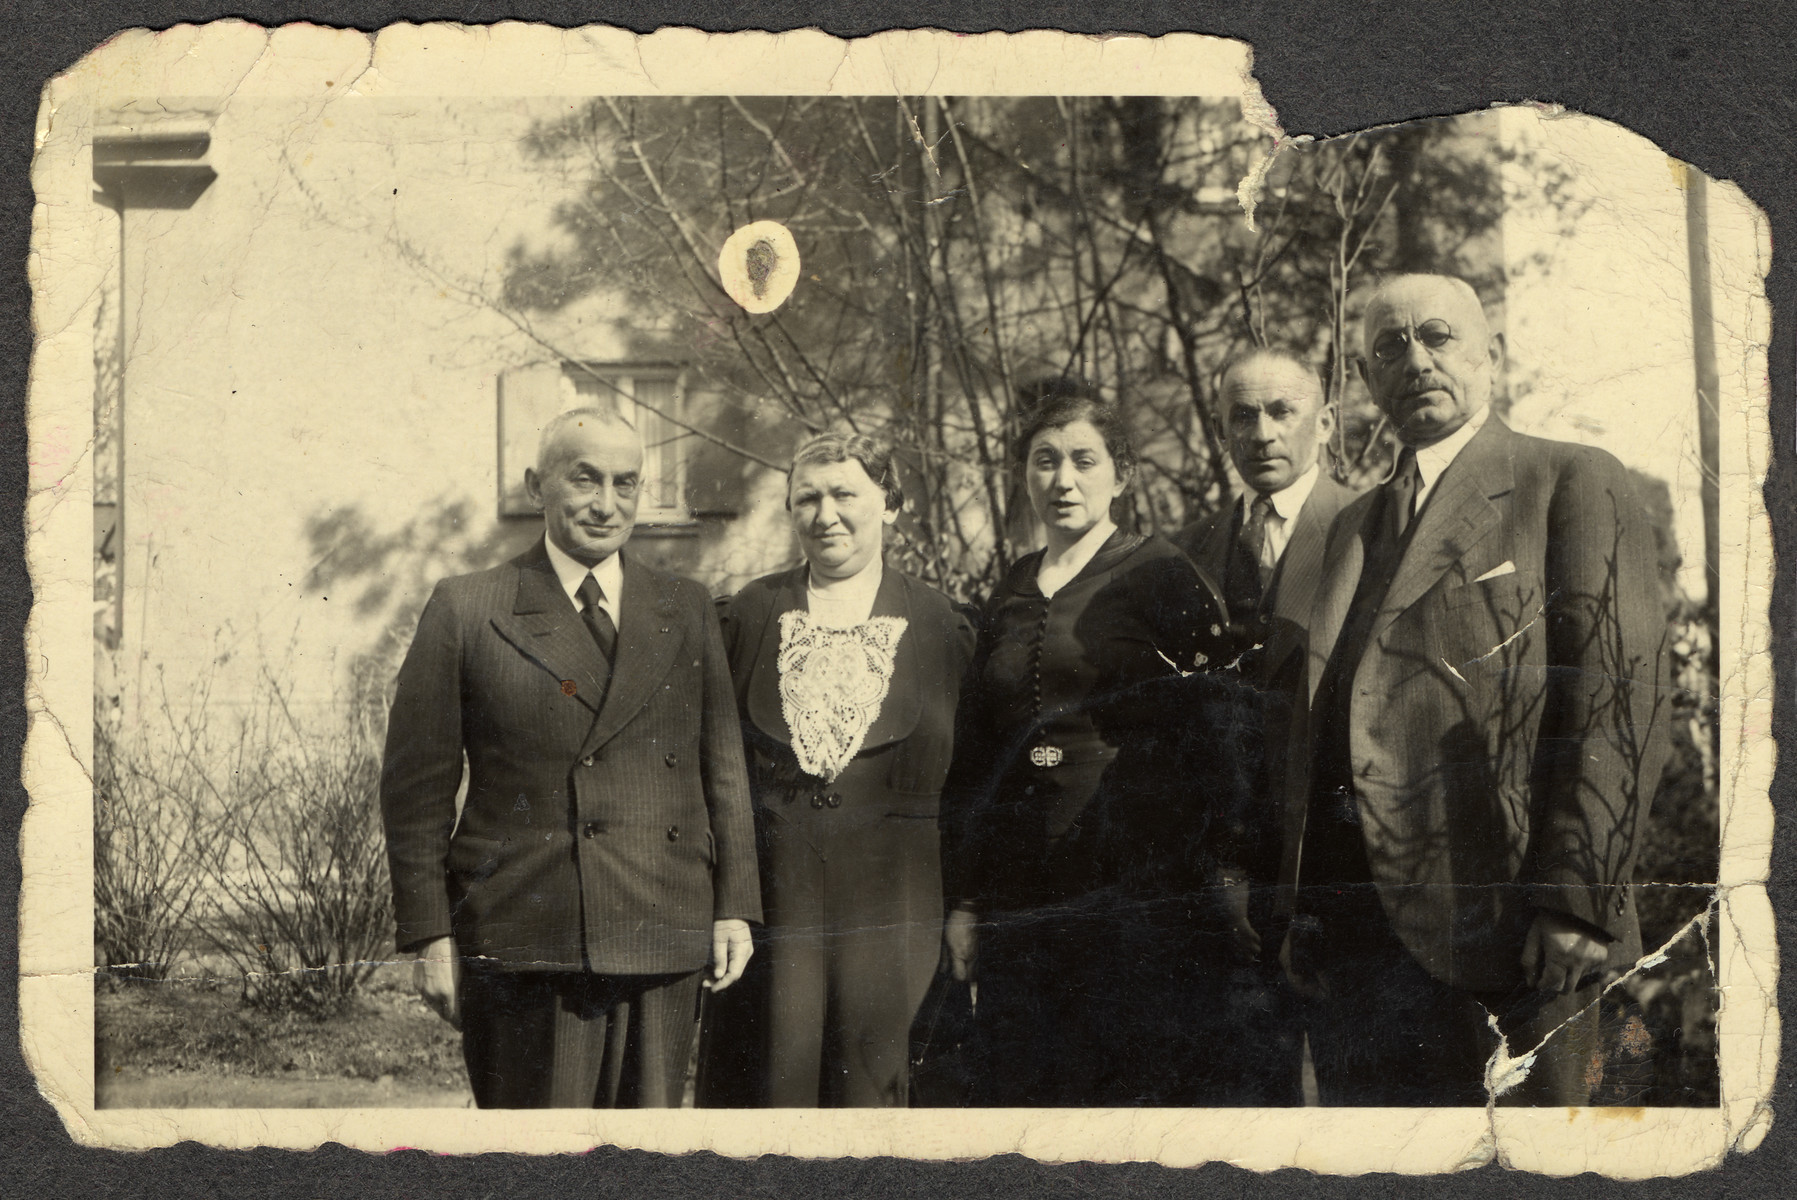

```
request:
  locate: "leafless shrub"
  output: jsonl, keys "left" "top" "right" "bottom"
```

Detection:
{"left": 198, "top": 670, "right": 394, "bottom": 1016}
{"left": 96, "top": 659, "right": 394, "bottom": 1013}
{"left": 93, "top": 690, "right": 224, "bottom": 985}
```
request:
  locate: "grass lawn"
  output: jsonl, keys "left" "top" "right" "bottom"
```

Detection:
{"left": 96, "top": 971, "right": 472, "bottom": 1108}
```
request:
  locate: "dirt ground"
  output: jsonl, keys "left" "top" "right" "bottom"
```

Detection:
{"left": 95, "top": 974, "right": 472, "bottom": 1109}
{"left": 93, "top": 923, "right": 1714, "bottom": 1110}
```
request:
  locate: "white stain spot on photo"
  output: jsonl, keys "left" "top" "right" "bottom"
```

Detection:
{"left": 718, "top": 220, "right": 800, "bottom": 313}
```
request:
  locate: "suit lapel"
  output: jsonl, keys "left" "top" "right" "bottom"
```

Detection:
{"left": 1305, "top": 497, "right": 1371, "bottom": 703}
{"left": 579, "top": 553, "right": 686, "bottom": 756}
{"left": 1196, "top": 503, "right": 1238, "bottom": 581}
{"left": 861, "top": 565, "right": 923, "bottom": 749}
{"left": 1270, "top": 474, "right": 1349, "bottom": 627}
{"left": 745, "top": 567, "right": 808, "bottom": 745}
{"left": 1374, "top": 418, "right": 1513, "bottom": 634}
{"left": 1267, "top": 492, "right": 1315, "bottom": 626}
{"left": 488, "top": 542, "right": 611, "bottom": 714}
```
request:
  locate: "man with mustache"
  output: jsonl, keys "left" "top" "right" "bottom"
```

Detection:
{"left": 380, "top": 406, "right": 760, "bottom": 1107}
{"left": 1281, "top": 274, "right": 1669, "bottom": 1105}
{"left": 1172, "top": 350, "right": 1353, "bottom": 1104}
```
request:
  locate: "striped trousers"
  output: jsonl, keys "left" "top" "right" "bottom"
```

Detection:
{"left": 460, "top": 963, "right": 702, "bottom": 1108}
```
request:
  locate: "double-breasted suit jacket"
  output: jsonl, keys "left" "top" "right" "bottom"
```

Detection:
{"left": 706, "top": 564, "right": 976, "bottom": 1106}
{"left": 1285, "top": 415, "right": 1670, "bottom": 992}
{"left": 380, "top": 540, "right": 761, "bottom": 977}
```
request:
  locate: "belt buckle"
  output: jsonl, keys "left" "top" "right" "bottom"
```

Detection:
{"left": 1029, "top": 744, "right": 1064, "bottom": 768}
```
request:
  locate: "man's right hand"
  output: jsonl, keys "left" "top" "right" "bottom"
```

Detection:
{"left": 413, "top": 935, "right": 461, "bottom": 1030}
{"left": 943, "top": 906, "right": 978, "bottom": 983}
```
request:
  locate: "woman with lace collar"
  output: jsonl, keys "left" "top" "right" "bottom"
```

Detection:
{"left": 700, "top": 432, "right": 976, "bottom": 1108}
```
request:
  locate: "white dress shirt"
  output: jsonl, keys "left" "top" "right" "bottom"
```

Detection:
{"left": 1411, "top": 403, "right": 1491, "bottom": 513}
{"left": 543, "top": 536, "right": 623, "bottom": 629}
{"left": 1246, "top": 461, "right": 1322, "bottom": 571}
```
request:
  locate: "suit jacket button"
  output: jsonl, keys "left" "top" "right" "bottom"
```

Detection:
{"left": 826, "top": 793, "right": 842, "bottom": 809}
{"left": 810, "top": 794, "right": 825, "bottom": 809}
{"left": 581, "top": 755, "right": 595, "bottom": 768}
{"left": 666, "top": 826, "right": 680, "bottom": 842}
{"left": 665, "top": 752, "right": 679, "bottom": 767}
{"left": 583, "top": 822, "right": 600, "bottom": 839}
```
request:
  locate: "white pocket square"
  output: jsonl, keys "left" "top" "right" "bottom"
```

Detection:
{"left": 1473, "top": 561, "right": 1516, "bottom": 583}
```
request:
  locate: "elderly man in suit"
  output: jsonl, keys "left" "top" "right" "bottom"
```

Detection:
{"left": 1283, "top": 274, "right": 1669, "bottom": 1106}
{"left": 380, "top": 406, "right": 761, "bottom": 1109}
{"left": 1171, "top": 350, "right": 1354, "bottom": 1104}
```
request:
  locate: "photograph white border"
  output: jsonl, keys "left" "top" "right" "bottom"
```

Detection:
{"left": 21, "top": 21, "right": 1776, "bottom": 1172}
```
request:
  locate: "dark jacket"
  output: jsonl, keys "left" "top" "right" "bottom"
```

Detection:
{"left": 1171, "top": 471, "right": 1357, "bottom": 681}
{"left": 1171, "top": 472, "right": 1358, "bottom": 879}
{"left": 943, "top": 531, "right": 1246, "bottom": 912}
{"left": 380, "top": 540, "right": 761, "bottom": 974}
{"left": 722, "top": 564, "right": 978, "bottom": 823}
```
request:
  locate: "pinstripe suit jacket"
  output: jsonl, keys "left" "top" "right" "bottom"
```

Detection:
{"left": 1284, "top": 416, "right": 1669, "bottom": 991}
{"left": 380, "top": 539, "right": 761, "bottom": 975}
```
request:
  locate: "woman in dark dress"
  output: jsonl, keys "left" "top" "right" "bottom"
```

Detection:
{"left": 941, "top": 384, "right": 1247, "bottom": 1107}
{"left": 703, "top": 432, "right": 976, "bottom": 1107}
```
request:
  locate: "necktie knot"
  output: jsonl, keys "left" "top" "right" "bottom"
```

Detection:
{"left": 576, "top": 574, "right": 605, "bottom": 613}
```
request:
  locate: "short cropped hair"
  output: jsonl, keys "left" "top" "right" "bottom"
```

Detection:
{"left": 535, "top": 405, "right": 641, "bottom": 472}
{"left": 1012, "top": 377, "right": 1138, "bottom": 479}
{"left": 788, "top": 431, "right": 904, "bottom": 512}
{"left": 1217, "top": 349, "right": 1327, "bottom": 410}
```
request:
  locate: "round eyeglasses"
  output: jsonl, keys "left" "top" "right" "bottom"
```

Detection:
{"left": 1370, "top": 319, "right": 1457, "bottom": 364}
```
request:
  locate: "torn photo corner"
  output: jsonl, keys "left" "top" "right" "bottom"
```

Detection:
{"left": 21, "top": 20, "right": 1774, "bottom": 1174}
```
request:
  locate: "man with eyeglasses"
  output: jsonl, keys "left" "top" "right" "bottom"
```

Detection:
{"left": 380, "top": 406, "right": 761, "bottom": 1107}
{"left": 1278, "top": 274, "right": 1669, "bottom": 1105}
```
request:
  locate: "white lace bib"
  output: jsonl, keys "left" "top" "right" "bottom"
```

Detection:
{"left": 776, "top": 609, "right": 907, "bottom": 783}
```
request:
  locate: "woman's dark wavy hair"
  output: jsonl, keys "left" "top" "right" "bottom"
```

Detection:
{"left": 787, "top": 431, "right": 904, "bottom": 512}
{"left": 1011, "top": 377, "right": 1138, "bottom": 479}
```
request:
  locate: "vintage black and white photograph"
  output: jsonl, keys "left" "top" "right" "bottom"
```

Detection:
{"left": 21, "top": 24, "right": 1772, "bottom": 1170}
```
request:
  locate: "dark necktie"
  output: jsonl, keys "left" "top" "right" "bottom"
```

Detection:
{"left": 575, "top": 574, "right": 618, "bottom": 661}
{"left": 1302, "top": 446, "right": 1425, "bottom": 891}
{"left": 1389, "top": 449, "right": 1421, "bottom": 541}
{"left": 1243, "top": 493, "right": 1276, "bottom": 589}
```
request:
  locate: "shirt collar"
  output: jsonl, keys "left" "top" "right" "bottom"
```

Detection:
{"left": 1412, "top": 404, "right": 1491, "bottom": 491}
{"left": 1253, "top": 461, "right": 1322, "bottom": 523}
{"left": 542, "top": 535, "right": 624, "bottom": 610}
